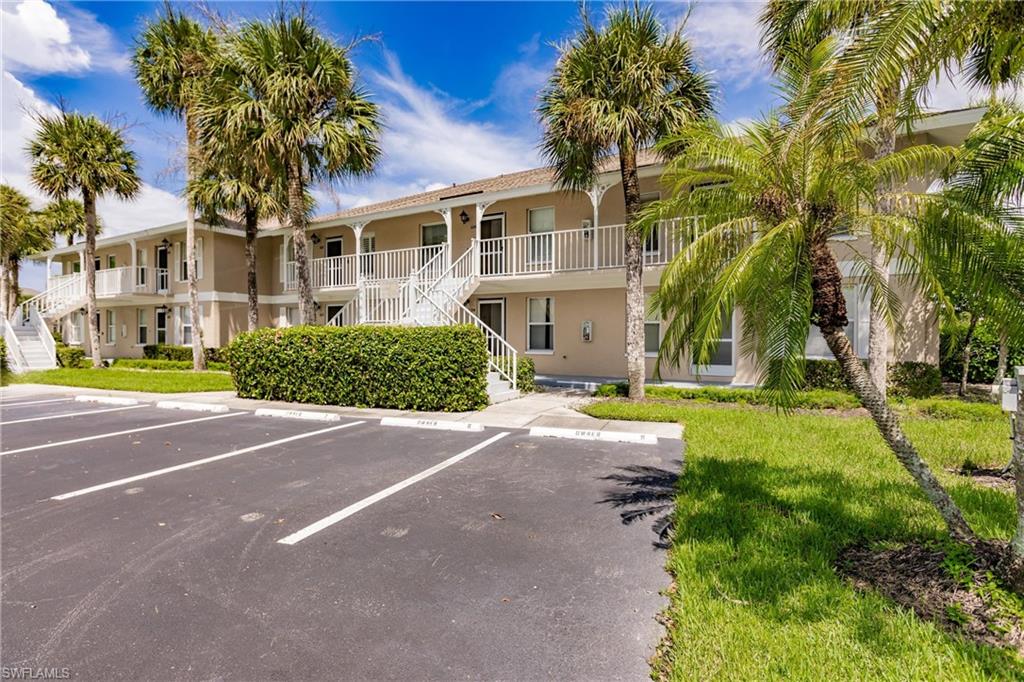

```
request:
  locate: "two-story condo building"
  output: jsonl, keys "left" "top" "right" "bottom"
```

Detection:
{"left": 10, "top": 108, "right": 984, "bottom": 388}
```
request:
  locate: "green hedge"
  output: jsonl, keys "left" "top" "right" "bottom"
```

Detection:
{"left": 594, "top": 383, "right": 861, "bottom": 410}
{"left": 113, "top": 358, "right": 229, "bottom": 372}
{"left": 940, "top": 320, "right": 1024, "bottom": 384}
{"left": 56, "top": 343, "right": 86, "bottom": 368}
{"left": 517, "top": 356, "right": 536, "bottom": 393}
{"left": 801, "top": 359, "right": 941, "bottom": 398}
{"left": 0, "top": 337, "right": 7, "bottom": 376}
{"left": 143, "top": 344, "right": 228, "bottom": 364}
{"left": 229, "top": 324, "right": 489, "bottom": 411}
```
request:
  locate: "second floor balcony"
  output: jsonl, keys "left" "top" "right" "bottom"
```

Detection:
{"left": 282, "top": 220, "right": 693, "bottom": 290}
{"left": 47, "top": 266, "right": 171, "bottom": 298}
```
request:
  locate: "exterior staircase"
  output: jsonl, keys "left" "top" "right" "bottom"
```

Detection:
{"left": 326, "top": 241, "right": 520, "bottom": 404}
{"left": 3, "top": 306, "right": 58, "bottom": 373}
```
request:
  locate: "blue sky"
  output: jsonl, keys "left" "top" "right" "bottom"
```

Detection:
{"left": 2, "top": 1, "right": 979, "bottom": 290}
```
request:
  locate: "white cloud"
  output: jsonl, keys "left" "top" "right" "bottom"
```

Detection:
{"left": 365, "top": 51, "right": 540, "bottom": 186}
{"left": 684, "top": 0, "right": 770, "bottom": 90}
{"left": 0, "top": 0, "right": 128, "bottom": 75}
{"left": 2, "top": 70, "right": 185, "bottom": 291}
{"left": 923, "top": 70, "right": 1022, "bottom": 112}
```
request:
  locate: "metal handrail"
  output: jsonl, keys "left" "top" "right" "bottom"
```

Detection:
{"left": 2, "top": 316, "right": 29, "bottom": 373}
{"left": 25, "top": 304, "right": 56, "bottom": 367}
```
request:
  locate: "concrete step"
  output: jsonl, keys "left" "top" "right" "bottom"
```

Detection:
{"left": 487, "top": 388, "right": 520, "bottom": 404}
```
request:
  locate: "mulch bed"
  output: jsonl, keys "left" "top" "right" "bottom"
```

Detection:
{"left": 951, "top": 465, "right": 1015, "bottom": 491}
{"left": 836, "top": 541, "right": 1024, "bottom": 655}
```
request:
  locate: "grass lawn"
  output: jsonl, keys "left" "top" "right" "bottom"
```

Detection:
{"left": 11, "top": 368, "right": 235, "bottom": 393}
{"left": 583, "top": 398, "right": 1021, "bottom": 679}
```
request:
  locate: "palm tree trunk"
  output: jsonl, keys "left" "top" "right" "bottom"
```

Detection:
{"left": 959, "top": 312, "right": 979, "bottom": 397}
{"left": 620, "top": 141, "right": 645, "bottom": 401}
{"left": 244, "top": 202, "right": 259, "bottom": 332}
{"left": 8, "top": 259, "right": 21, "bottom": 316}
{"left": 287, "top": 160, "right": 314, "bottom": 324}
{"left": 83, "top": 190, "right": 102, "bottom": 368}
{"left": 868, "top": 96, "right": 897, "bottom": 399}
{"left": 0, "top": 260, "right": 9, "bottom": 319}
{"left": 185, "top": 113, "right": 207, "bottom": 372}
{"left": 810, "top": 237, "right": 974, "bottom": 542}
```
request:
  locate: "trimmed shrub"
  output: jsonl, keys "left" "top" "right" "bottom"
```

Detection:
{"left": 56, "top": 344, "right": 86, "bottom": 368}
{"left": 888, "top": 361, "right": 942, "bottom": 398}
{"left": 0, "top": 337, "right": 7, "bottom": 375}
{"left": 143, "top": 344, "right": 228, "bottom": 364}
{"left": 229, "top": 324, "right": 489, "bottom": 411}
{"left": 594, "top": 382, "right": 861, "bottom": 410}
{"left": 803, "top": 359, "right": 849, "bottom": 391}
{"left": 908, "top": 398, "right": 1005, "bottom": 422}
{"left": 113, "top": 358, "right": 229, "bottom": 372}
{"left": 940, "top": 320, "right": 1024, "bottom": 384}
{"left": 517, "top": 356, "right": 536, "bottom": 393}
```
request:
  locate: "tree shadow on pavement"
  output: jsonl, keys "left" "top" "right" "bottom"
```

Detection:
{"left": 598, "top": 460, "right": 683, "bottom": 549}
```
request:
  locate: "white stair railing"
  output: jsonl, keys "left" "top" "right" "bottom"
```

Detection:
{"left": 20, "top": 272, "right": 86, "bottom": 320}
{"left": 410, "top": 281, "right": 517, "bottom": 392}
{"left": 2, "top": 316, "right": 28, "bottom": 373}
{"left": 24, "top": 304, "right": 56, "bottom": 367}
{"left": 326, "top": 298, "right": 358, "bottom": 327}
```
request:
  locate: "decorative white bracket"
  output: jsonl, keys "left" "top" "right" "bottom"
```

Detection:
{"left": 474, "top": 201, "right": 495, "bottom": 242}
{"left": 585, "top": 183, "right": 615, "bottom": 227}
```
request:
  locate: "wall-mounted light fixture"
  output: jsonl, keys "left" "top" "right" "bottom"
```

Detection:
{"left": 160, "top": 238, "right": 171, "bottom": 249}
{"left": 459, "top": 210, "right": 470, "bottom": 225}
{"left": 310, "top": 233, "right": 321, "bottom": 245}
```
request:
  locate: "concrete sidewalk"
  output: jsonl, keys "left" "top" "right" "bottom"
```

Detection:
{"left": 1, "top": 383, "right": 683, "bottom": 440}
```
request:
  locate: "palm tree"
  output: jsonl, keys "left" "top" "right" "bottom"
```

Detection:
{"left": 27, "top": 111, "right": 140, "bottom": 367}
{"left": 538, "top": 3, "right": 712, "bottom": 400}
{"left": 207, "top": 8, "right": 382, "bottom": 324}
{"left": 133, "top": 4, "right": 216, "bottom": 370}
{"left": 188, "top": 159, "right": 287, "bottom": 333}
{"left": 646, "top": 42, "right": 979, "bottom": 542}
{"left": 760, "top": 0, "right": 1024, "bottom": 399}
{"left": 37, "top": 198, "right": 95, "bottom": 247}
{"left": 0, "top": 185, "right": 52, "bottom": 318}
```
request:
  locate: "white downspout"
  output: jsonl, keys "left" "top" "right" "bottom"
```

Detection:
{"left": 350, "top": 222, "right": 365, "bottom": 323}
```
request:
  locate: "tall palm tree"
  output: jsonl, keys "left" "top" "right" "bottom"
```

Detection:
{"left": 0, "top": 185, "right": 52, "bottom": 318}
{"left": 27, "top": 111, "right": 141, "bottom": 367}
{"left": 538, "top": 3, "right": 712, "bottom": 400}
{"left": 760, "top": 0, "right": 1024, "bottom": 399}
{"left": 646, "top": 41, "right": 979, "bottom": 542}
{"left": 188, "top": 160, "right": 288, "bottom": 333}
{"left": 133, "top": 4, "right": 216, "bottom": 370}
{"left": 207, "top": 8, "right": 382, "bottom": 323}
{"left": 37, "top": 198, "right": 94, "bottom": 247}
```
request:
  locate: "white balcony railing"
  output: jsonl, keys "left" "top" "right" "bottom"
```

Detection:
{"left": 284, "top": 244, "right": 445, "bottom": 291}
{"left": 477, "top": 219, "right": 695, "bottom": 278}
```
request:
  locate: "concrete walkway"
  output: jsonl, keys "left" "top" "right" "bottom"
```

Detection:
{"left": 1, "top": 383, "right": 683, "bottom": 440}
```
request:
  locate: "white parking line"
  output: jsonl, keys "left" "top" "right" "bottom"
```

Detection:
{"left": 277, "top": 431, "right": 510, "bottom": 546}
{"left": 1, "top": 404, "right": 147, "bottom": 425}
{"left": 1, "top": 398, "right": 75, "bottom": 408}
{"left": 51, "top": 421, "right": 366, "bottom": 500}
{"left": 0, "top": 412, "right": 245, "bottom": 456}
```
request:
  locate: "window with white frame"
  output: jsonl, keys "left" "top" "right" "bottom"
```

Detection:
{"left": 136, "top": 248, "right": 148, "bottom": 286}
{"left": 640, "top": 192, "right": 660, "bottom": 254}
{"left": 105, "top": 310, "right": 116, "bottom": 345}
{"left": 107, "top": 254, "right": 116, "bottom": 269}
{"left": 285, "top": 306, "right": 299, "bottom": 327}
{"left": 644, "top": 298, "right": 661, "bottom": 356}
{"left": 175, "top": 238, "right": 204, "bottom": 282}
{"left": 691, "top": 309, "right": 735, "bottom": 375}
{"left": 527, "top": 297, "right": 554, "bottom": 352}
{"left": 528, "top": 207, "right": 554, "bottom": 263}
{"left": 806, "top": 285, "right": 869, "bottom": 359}
{"left": 137, "top": 309, "right": 148, "bottom": 345}
{"left": 179, "top": 305, "right": 201, "bottom": 345}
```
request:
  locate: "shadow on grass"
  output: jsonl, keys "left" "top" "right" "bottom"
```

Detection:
{"left": 599, "top": 453, "right": 1020, "bottom": 673}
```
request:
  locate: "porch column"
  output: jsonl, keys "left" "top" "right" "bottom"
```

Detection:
{"left": 129, "top": 239, "right": 137, "bottom": 289}
{"left": 436, "top": 208, "right": 453, "bottom": 267}
{"left": 78, "top": 249, "right": 85, "bottom": 272}
{"left": 586, "top": 183, "right": 613, "bottom": 269}
{"left": 45, "top": 256, "right": 53, "bottom": 288}
{"left": 475, "top": 201, "right": 494, "bottom": 277}
{"left": 350, "top": 222, "right": 366, "bottom": 323}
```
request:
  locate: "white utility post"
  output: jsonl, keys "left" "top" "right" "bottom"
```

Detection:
{"left": 350, "top": 222, "right": 366, "bottom": 323}
{"left": 436, "top": 208, "right": 453, "bottom": 268}
{"left": 586, "top": 183, "right": 613, "bottom": 269}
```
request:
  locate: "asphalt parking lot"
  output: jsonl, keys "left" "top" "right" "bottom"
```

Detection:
{"left": 1, "top": 391, "right": 680, "bottom": 680}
